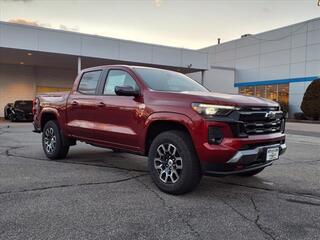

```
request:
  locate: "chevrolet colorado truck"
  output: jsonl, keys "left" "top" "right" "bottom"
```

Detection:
{"left": 33, "top": 65, "right": 286, "bottom": 194}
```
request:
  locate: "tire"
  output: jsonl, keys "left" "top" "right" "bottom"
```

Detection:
{"left": 111, "top": 149, "right": 123, "bottom": 153}
{"left": 237, "top": 168, "right": 264, "bottom": 177}
{"left": 148, "top": 130, "right": 201, "bottom": 195}
{"left": 42, "top": 120, "right": 69, "bottom": 160}
{"left": 11, "top": 115, "right": 17, "bottom": 122}
{"left": 7, "top": 113, "right": 12, "bottom": 121}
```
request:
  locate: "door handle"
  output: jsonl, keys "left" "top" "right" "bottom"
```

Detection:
{"left": 71, "top": 101, "right": 79, "bottom": 106}
{"left": 97, "top": 102, "right": 106, "bottom": 107}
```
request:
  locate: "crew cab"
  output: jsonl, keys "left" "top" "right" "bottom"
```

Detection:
{"left": 33, "top": 65, "right": 286, "bottom": 194}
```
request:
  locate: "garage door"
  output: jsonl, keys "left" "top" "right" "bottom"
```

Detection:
{"left": 36, "top": 86, "right": 71, "bottom": 94}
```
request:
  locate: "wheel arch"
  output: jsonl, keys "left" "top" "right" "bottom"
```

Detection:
{"left": 144, "top": 112, "right": 195, "bottom": 156}
{"left": 40, "top": 109, "right": 60, "bottom": 131}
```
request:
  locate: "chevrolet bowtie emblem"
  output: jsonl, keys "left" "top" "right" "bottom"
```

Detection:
{"left": 265, "top": 111, "right": 276, "bottom": 119}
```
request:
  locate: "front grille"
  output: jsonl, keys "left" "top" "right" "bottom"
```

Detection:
{"left": 226, "top": 107, "right": 285, "bottom": 137}
{"left": 239, "top": 109, "right": 284, "bottom": 135}
{"left": 240, "top": 106, "right": 280, "bottom": 111}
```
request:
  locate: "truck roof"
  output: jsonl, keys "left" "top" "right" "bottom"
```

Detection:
{"left": 80, "top": 65, "right": 178, "bottom": 73}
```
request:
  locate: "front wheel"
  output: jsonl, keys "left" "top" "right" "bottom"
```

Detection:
{"left": 42, "top": 120, "right": 69, "bottom": 160}
{"left": 148, "top": 130, "right": 201, "bottom": 195}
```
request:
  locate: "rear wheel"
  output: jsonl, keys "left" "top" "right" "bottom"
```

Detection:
{"left": 148, "top": 130, "right": 201, "bottom": 195}
{"left": 42, "top": 120, "right": 69, "bottom": 160}
{"left": 237, "top": 168, "right": 264, "bottom": 177}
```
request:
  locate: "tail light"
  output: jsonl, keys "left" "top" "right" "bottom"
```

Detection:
{"left": 32, "top": 98, "right": 40, "bottom": 116}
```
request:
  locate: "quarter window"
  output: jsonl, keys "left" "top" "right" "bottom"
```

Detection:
{"left": 104, "top": 70, "right": 138, "bottom": 95}
{"left": 78, "top": 70, "right": 102, "bottom": 95}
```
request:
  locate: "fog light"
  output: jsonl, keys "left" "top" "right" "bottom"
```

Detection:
{"left": 208, "top": 127, "right": 224, "bottom": 144}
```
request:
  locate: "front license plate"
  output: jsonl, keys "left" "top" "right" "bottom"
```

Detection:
{"left": 266, "top": 147, "right": 280, "bottom": 161}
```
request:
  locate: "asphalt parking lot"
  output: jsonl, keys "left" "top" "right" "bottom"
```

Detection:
{"left": 0, "top": 122, "right": 320, "bottom": 240}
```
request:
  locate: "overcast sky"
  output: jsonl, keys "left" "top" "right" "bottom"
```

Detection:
{"left": 0, "top": 0, "right": 319, "bottom": 49}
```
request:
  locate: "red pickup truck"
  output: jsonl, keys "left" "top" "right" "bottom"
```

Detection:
{"left": 33, "top": 65, "right": 286, "bottom": 194}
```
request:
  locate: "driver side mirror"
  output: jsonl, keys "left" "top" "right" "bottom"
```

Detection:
{"left": 115, "top": 86, "right": 140, "bottom": 97}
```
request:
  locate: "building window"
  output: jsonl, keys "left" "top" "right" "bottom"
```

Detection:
{"left": 239, "top": 86, "right": 254, "bottom": 96}
{"left": 239, "top": 84, "right": 289, "bottom": 110}
{"left": 255, "top": 85, "right": 266, "bottom": 98}
{"left": 278, "top": 84, "right": 289, "bottom": 106}
{"left": 266, "top": 85, "right": 277, "bottom": 101}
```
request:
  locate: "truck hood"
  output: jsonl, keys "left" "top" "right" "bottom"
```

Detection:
{"left": 180, "top": 91, "right": 278, "bottom": 107}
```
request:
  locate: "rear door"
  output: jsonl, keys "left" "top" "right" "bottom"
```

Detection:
{"left": 66, "top": 69, "right": 104, "bottom": 140}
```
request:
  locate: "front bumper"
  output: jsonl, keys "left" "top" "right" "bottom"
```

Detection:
{"left": 227, "top": 143, "right": 287, "bottom": 164}
{"left": 202, "top": 143, "right": 287, "bottom": 176}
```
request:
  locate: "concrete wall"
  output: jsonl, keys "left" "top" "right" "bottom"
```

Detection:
{"left": 200, "top": 18, "right": 320, "bottom": 114}
{"left": 0, "top": 21, "right": 208, "bottom": 71}
{"left": 202, "top": 18, "right": 320, "bottom": 84}
{"left": 203, "top": 68, "right": 236, "bottom": 93}
{"left": 0, "top": 64, "right": 35, "bottom": 117}
{"left": 0, "top": 63, "right": 76, "bottom": 117}
{"left": 35, "top": 66, "right": 76, "bottom": 88}
{"left": 186, "top": 72, "right": 202, "bottom": 83}
{"left": 288, "top": 81, "right": 312, "bottom": 115}
{"left": 187, "top": 68, "right": 236, "bottom": 93}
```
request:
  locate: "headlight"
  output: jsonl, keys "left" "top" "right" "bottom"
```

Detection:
{"left": 191, "top": 103, "right": 238, "bottom": 116}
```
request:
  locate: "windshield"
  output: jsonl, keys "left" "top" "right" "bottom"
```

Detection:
{"left": 134, "top": 67, "right": 209, "bottom": 92}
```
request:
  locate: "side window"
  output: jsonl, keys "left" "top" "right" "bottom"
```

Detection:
{"left": 78, "top": 70, "right": 102, "bottom": 95}
{"left": 103, "top": 70, "right": 138, "bottom": 95}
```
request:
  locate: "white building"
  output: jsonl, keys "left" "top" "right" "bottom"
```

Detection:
{"left": 1, "top": 17, "right": 320, "bottom": 117}
{"left": 190, "top": 17, "right": 320, "bottom": 116}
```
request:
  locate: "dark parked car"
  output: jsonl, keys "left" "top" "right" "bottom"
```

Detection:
{"left": 10, "top": 100, "right": 33, "bottom": 122}
{"left": 4, "top": 103, "right": 13, "bottom": 120}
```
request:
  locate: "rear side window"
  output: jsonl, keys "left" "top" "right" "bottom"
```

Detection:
{"left": 103, "top": 70, "right": 138, "bottom": 95}
{"left": 78, "top": 70, "right": 102, "bottom": 95}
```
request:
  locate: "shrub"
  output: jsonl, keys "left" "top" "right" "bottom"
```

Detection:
{"left": 301, "top": 80, "right": 320, "bottom": 120}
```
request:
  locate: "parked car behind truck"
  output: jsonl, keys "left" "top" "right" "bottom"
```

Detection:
{"left": 33, "top": 65, "right": 286, "bottom": 194}
{"left": 7, "top": 100, "right": 33, "bottom": 122}
{"left": 4, "top": 103, "right": 13, "bottom": 120}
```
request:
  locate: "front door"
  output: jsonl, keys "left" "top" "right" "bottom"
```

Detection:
{"left": 95, "top": 69, "right": 144, "bottom": 151}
